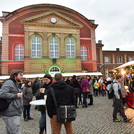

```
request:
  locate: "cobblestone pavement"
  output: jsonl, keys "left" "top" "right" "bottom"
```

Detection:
{"left": 1, "top": 95, "right": 134, "bottom": 134}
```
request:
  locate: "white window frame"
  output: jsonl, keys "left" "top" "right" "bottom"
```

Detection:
{"left": 31, "top": 37, "right": 41, "bottom": 58}
{"left": 129, "top": 56, "right": 133, "bottom": 61}
{"left": 66, "top": 38, "right": 75, "bottom": 58}
{"left": 14, "top": 44, "right": 24, "bottom": 61}
{"left": 80, "top": 46, "right": 88, "bottom": 61}
{"left": 49, "top": 37, "right": 59, "bottom": 58}
{"left": 117, "top": 56, "right": 122, "bottom": 63}
{"left": 105, "top": 56, "right": 110, "bottom": 63}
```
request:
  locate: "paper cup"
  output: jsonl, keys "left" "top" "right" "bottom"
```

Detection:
{"left": 44, "top": 95, "right": 47, "bottom": 100}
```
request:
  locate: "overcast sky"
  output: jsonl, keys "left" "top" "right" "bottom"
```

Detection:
{"left": 0, "top": 0, "right": 134, "bottom": 51}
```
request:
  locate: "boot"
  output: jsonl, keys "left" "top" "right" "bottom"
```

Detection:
{"left": 39, "top": 131, "right": 43, "bottom": 134}
{"left": 27, "top": 114, "right": 33, "bottom": 120}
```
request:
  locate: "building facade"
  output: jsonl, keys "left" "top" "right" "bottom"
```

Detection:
{"left": 0, "top": 4, "right": 97, "bottom": 75}
{"left": 96, "top": 41, "right": 134, "bottom": 79}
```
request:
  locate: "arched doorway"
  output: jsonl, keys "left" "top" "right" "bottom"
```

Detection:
{"left": 49, "top": 66, "right": 61, "bottom": 77}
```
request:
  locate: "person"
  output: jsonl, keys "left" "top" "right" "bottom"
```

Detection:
{"left": 80, "top": 77, "right": 89, "bottom": 107}
{"left": 101, "top": 82, "right": 106, "bottom": 96}
{"left": 65, "top": 76, "right": 71, "bottom": 85}
{"left": 46, "top": 73, "right": 75, "bottom": 134}
{"left": 113, "top": 74, "right": 131, "bottom": 122}
{"left": 22, "top": 80, "right": 33, "bottom": 121}
{"left": 77, "top": 77, "right": 82, "bottom": 105}
{"left": 32, "top": 77, "right": 41, "bottom": 96}
{"left": 129, "top": 76, "right": 134, "bottom": 93}
{"left": 98, "top": 77, "right": 103, "bottom": 95}
{"left": 70, "top": 75, "right": 80, "bottom": 108}
{"left": 119, "top": 77, "right": 127, "bottom": 105}
{"left": 0, "top": 70, "right": 23, "bottom": 134}
{"left": 35, "top": 74, "right": 53, "bottom": 134}
{"left": 87, "top": 76, "right": 93, "bottom": 105}
{"left": 106, "top": 77, "right": 112, "bottom": 98}
{"left": 32, "top": 77, "right": 41, "bottom": 109}
{"left": 94, "top": 81, "right": 99, "bottom": 96}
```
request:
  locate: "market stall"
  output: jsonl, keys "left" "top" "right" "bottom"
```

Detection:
{"left": 113, "top": 61, "right": 134, "bottom": 108}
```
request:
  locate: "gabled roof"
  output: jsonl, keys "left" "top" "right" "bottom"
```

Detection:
{"left": 20, "top": 11, "right": 83, "bottom": 28}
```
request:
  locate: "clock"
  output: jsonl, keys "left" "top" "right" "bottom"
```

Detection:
{"left": 51, "top": 17, "right": 57, "bottom": 24}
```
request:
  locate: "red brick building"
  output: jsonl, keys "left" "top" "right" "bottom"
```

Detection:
{"left": 0, "top": 4, "right": 134, "bottom": 77}
{"left": 96, "top": 40, "right": 134, "bottom": 79}
{"left": 0, "top": 4, "right": 97, "bottom": 75}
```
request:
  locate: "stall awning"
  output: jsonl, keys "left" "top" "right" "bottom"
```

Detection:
{"left": 114, "top": 61, "right": 134, "bottom": 69}
{"left": 0, "top": 72, "right": 102, "bottom": 80}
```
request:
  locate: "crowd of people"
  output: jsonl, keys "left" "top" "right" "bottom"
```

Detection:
{"left": 0, "top": 69, "right": 133, "bottom": 134}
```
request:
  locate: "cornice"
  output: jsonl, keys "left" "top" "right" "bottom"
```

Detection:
{"left": 23, "top": 22, "right": 81, "bottom": 29}
{"left": 20, "top": 11, "right": 83, "bottom": 28}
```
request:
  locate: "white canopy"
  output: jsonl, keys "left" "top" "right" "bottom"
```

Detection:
{"left": 0, "top": 72, "right": 102, "bottom": 80}
{"left": 114, "top": 61, "right": 134, "bottom": 69}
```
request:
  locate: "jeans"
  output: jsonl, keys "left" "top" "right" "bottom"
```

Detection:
{"left": 82, "top": 92, "right": 87, "bottom": 106}
{"left": 39, "top": 112, "right": 46, "bottom": 133}
{"left": 51, "top": 115, "right": 74, "bottom": 134}
{"left": 113, "top": 97, "right": 127, "bottom": 121}
{"left": 94, "top": 89, "right": 98, "bottom": 96}
{"left": 23, "top": 105, "right": 31, "bottom": 119}
{"left": 2, "top": 116, "right": 20, "bottom": 134}
{"left": 88, "top": 94, "right": 93, "bottom": 104}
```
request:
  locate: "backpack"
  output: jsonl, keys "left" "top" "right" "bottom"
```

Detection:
{"left": 0, "top": 99, "right": 11, "bottom": 111}
{"left": 108, "top": 82, "right": 117, "bottom": 99}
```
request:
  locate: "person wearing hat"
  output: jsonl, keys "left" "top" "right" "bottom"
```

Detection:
{"left": 35, "top": 74, "right": 53, "bottom": 134}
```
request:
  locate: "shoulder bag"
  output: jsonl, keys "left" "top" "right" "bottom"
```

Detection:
{"left": 50, "top": 87, "right": 76, "bottom": 123}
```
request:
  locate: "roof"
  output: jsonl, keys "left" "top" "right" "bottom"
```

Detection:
{"left": 114, "top": 61, "right": 134, "bottom": 69}
{"left": 0, "top": 4, "right": 98, "bottom": 28}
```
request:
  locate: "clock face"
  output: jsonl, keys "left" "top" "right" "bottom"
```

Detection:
{"left": 51, "top": 17, "right": 56, "bottom": 23}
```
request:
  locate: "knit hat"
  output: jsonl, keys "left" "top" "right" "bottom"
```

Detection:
{"left": 44, "top": 74, "right": 52, "bottom": 80}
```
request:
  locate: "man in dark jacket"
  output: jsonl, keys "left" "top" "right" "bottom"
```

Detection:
{"left": 0, "top": 70, "right": 23, "bottom": 134}
{"left": 46, "top": 73, "right": 75, "bottom": 134}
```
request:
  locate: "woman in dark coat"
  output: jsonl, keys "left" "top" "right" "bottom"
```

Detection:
{"left": 35, "top": 74, "right": 53, "bottom": 134}
{"left": 22, "top": 80, "right": 33, "bottom": 121}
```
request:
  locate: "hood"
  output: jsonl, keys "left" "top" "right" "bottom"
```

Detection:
{"left": 51, "top": 81, "right": 66, "bottom": 89}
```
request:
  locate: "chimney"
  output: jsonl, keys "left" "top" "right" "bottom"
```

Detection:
{"left": 2, "top": 11, "right": 10, "bottom": 17}
{"left": 116, "top": 48, "right": 120, "bottom": 51}
{"left": 98, "top": 40, "right": 102, "bottom": 44}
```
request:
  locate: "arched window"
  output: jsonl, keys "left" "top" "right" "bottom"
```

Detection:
{"left": 31, "top": 37, "right": 41, "bottom": 58}
{"left": 15, "top": 44, "right": 24, "bottom": 61}
{"left": 80, "top": 46, "right": 88, "bottom": 61}
{"left": 66, "top": 38, "right": 75, "bottom": 58}
{"left": 49, "top": 37, "right": 59, "bottom": 58}
{"left": 49, "top": 66, "right": 60, "bottom": 73}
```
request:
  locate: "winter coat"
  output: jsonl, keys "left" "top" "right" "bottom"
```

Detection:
{"left": 119, "top": 81, "right": 127, "bottom": 98}
{"left": 80, "top": 79, "right": 89, "bottom": 93}
{"left": 94, "top": 82, "right": 99, "bottom": 89}
{"left": 46, "top": 81, "right": 75, "bottom": 118}
{"left": 88, "top": 79, "right": 93, "bottom": 95}
{"left": 35, "top": 81, "right": 52, "bottom": 113}
{"left": 22, "top": 86, "right": 33, "bottom": 106}
{"left": 113, "top": 79, "right": 122, "bottom": 99}
{"left": 0, "top": 79, "right": 23, "bottom": 116}
{"left": 32, "top": 80, "right": 41, "bottom": 95}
